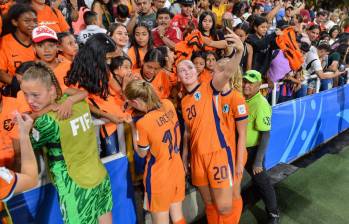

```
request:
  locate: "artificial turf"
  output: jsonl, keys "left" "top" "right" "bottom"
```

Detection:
{"left": 240, "top": 146, "right": 349, "bottom": 224}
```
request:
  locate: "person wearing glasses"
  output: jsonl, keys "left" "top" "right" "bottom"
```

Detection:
{"left": 242, "top": 70, "right": 279, "bottom": 224}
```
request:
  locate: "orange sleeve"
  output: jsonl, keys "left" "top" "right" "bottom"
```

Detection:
{"left": 135, "top": 119, "right": 150, "bottom": 151}
{"left": 0, "top": 167, "right": 16, "bottom": 202}
{"left": 231, "top": 91, "right": 248, "bottom": 120}
{"left": 0, "top": 47, "right": 9, "bottom": 72}
{"left": 16, "top": 91, "right": 31, "bottom": 113}
{"left": 55, "top": 8, "right": 70, "bottom": 32}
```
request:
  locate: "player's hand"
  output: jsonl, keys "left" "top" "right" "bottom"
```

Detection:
{"left": 224, "top": 27, "right": 244, "bottom": 53}
{"left": 54, "top": 98, "right": 73, "bottom": 120}
{"left": 252, "top": 166, "right": 263, "bottom": 175}
{"left": 15, "top": 112, "right": 34, "bottom": 135}
{"left": 236, "top": 160, "right": 244, "bottom": 178}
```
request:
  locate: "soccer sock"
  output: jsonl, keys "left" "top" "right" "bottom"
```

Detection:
{"left": 205, "top": 203, "right": 219, "bottom": 224}
{"left": 174, "top": 217, "right": 186, "bottom": 224}
{"left": 218, "top": 211, "right": 235, "bottom": 224}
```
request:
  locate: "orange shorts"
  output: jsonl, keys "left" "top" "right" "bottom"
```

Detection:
{"left": 144, "top": 172, "right": 185, "bottom": 212}
{"left": 191, "top": 149, "right": 234, "bottom": 189}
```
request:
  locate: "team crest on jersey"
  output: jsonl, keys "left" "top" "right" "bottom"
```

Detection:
{"left": 194, "top": 91, "right": 201, "bottom": 101}
{"left": 223, "top": 104, "right": 230, "bottom": 113}
{"left": 3, "top": 119, "right": 15, "bottom": 131}
{"left": 238, "top": 105, "right": 246, "bottom": 115}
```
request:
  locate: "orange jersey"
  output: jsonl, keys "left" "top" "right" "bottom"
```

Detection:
{"left": 0, "top": 167, "right": 16, "bottom": 202}
{"left": 88, "top": 92, "right": 127, "bottom": 136}
{"left": 136, "top": 100, "right": 184, "bottom": 210}
{"left": 0, "top": 34, "right": 35, "bottom": 76}
{"left": 181, "top": 82, "right": 234, "bottom": 155}
{"left": 143, "top": 70, "right": 177, "bottom": 99}
{"left": 53, "top": 58, "right": 71, "bottom": 92}
{"left": 0, "top": 96, "right": 28, "bottom": 167}
{"left": 128, "top": 46, "right": 146, "bottom": 72}
{"left": 198, "top": 69, "right": 212, "bottom": 84}
{"left": 36, "top": 5, "right": 70, "bottom": 33}
{"left": 220, "top": 89, "right": 248, "bottom": 152}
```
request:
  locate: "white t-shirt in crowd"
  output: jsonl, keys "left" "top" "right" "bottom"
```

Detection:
{"left": 78, "top": 25, "right": 107, "bottom": 44}
{"left": 302, "top": 46, "right": 322, "bottom": 82}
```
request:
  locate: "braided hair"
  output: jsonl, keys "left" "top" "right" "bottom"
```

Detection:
{"left": 22, "top": 62, "right": 62, "bottom": 101}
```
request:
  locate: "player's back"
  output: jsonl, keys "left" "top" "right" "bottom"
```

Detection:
{"left": 136, "top": 99, "right": 182, "bottom": 194}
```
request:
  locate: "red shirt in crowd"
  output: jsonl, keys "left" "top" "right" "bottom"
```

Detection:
{"left": 171, "top": 14, "right": 198, "bottom": 33}
{"left": 152, "top": 26, "right": 182, "bottom": 48}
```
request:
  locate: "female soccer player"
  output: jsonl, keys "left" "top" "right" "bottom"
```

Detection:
{"left": 219, "top": 72, "right": 248, "bottom": 223}
{"left": 21, "top": 62, "right": 113, "bottom": 224}
{"left": 125, "top": 79, "right": 185, "bottom": 224}
{"left": 178, "top": 28, "right": 244, "bottom": 224}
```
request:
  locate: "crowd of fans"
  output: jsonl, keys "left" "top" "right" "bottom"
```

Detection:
{"left": 0, "top": 0, "right": 348, "bottom": 223}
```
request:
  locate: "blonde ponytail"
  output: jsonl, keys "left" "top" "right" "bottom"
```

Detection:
{"left": 124, "top": 80, "right": 162, "bottom": 111}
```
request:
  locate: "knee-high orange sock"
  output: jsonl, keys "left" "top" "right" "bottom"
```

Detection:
{"left": 205, "top": 203, "right": 219, "bottom": 224}
{"left": 231, "top": 197, "right": 243, "bottom": 224}
{"left": 174, "top": 218, "right": 186, "bottom": 224}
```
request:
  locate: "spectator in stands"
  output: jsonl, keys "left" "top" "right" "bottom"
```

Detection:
{"left": 78, "top": 11, "right": 107, "bottom": 44}
{"left": 326, "top": 12, "right": 339, "bottom": 31}
{"left": 305, "top": 24, "right": 320, "bottom": 46}
{"left": 198, "top": 11, "right": 227, "bottom": 57}
{"left": 127, "top": 0, "right": 156, "bottom": 33}
{"left": 234, "top": 22, "right": 253, "bottom": 73}
{"left": 205, "top": 51, "right": 218, "bottom": 73}
{"left": 252, "top": 3, "right": 264, "bottom": 17}
{"left": 91, "top": 0, "right": 113, "bottom": 29}
{"left": 58, "top": 32, "right": 78, "bottom": 61}
{"left": 30, "top": 0, "right": 70, "bottom": 32}
{"left": 191, "top": 51, "right": 212, "bottom": 83}
{"left": 171, "top": 0, "right": 198, "bottom": 33}
{"left": 247, "top": 16, "right": 278, "bottom": 77}
{"left": 0, "top": 4, "right": 36, "bottom": 86}
{"left": 115, "top": 4, "right": 130, "bottom": 26}
{"left": 303, "top": 42, "right": 340, "bottom": 94}
{"left": 230, "top": 2, "right": 246, "bottom": 26}
{"left": 312, "top": 11, "right": 327, "bottom": 31}
{"left": 125, "top": 79, "right": 186, "bottom": 224}
{"left": 242, "top": 70, "right": 280, "bottom": 224}
{"left": 128, "top": 22, "right": 153, "bottom": 72}
{"left": 0, "top": 113, "right": 38, "bottom": 224}
{"left": 152, "top": 0, "right": 169, "bottom": 12}
{"left": 211, "top": 0, "right": 229, "bottom": 28}
{"left": 329, "top": 25, "right": 340, "bottom": 45}
{"left": 2, "top": 61, "right": 36, "bottom": 98}
{"left": 152, "top": 7, "right": 182, "bottom": 49}
{"left": 109, "top": 23, "right": 129, "bottom": 53}
{"left": 157, "top": 45, "right": 175, "bottom": 75}
{"left": 139, "top": 48, "right": 176, "bottom": 99}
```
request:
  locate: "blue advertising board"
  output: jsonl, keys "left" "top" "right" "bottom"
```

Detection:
{"left": 265, "top": 85, "right": 349, "bottom": 169}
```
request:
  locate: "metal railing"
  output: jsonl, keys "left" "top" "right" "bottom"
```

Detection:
{"left": 262, "top": 70, "right": 349, "bottom": 106}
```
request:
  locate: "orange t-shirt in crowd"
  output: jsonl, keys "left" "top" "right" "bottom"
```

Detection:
{"left": 36, "top": 5, "right": 70, "bottom": 33}
{"left": 143, "top": 70, "right": 177, "bottom": 99}
{"left": 128, "top": 46, "right": 146, "bottom": 72}
{"left": 136, "top": 99, "right": 184, "bottom": 198}
{"left": 181, "top": 81, "right": 234, "bottom": 155}
{"left": 88, "top": 91, "right": 128, "bottom": 136}
{"left": 53, "top": 58, "right": 72, "bottom": 92}
{"left": 0, "top": 96, "right": 29, "bottom": 168}
{"left": 220, "top": 89, "right": 248, "bottom": 152}
{"left": 198, "top": 69, "right": 212, "bottom": 84}
{"left": 0, "top": 34, "right": 35, "bottom": 76}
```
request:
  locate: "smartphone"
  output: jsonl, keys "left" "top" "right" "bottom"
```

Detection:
{"left": 223, "top": 19, "right": 234, "bottom": 35}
